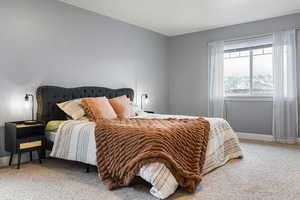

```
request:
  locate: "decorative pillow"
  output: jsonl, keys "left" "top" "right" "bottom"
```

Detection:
{"left": 82, "top": 97, "right": 117, "bottom": 121}
{"left": 129, "top": 101, "right": 146, "bottom": 116}
{"left": 57, "top": 99, "right": 86, "bottom": 120}
{"left": 109, "top": 95, "right": 136, "bottom": 118}
{"left": 45, "top": 120, "right": 66, "bottom": 132}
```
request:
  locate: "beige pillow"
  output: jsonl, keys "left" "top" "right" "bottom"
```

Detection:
{"left": 82, "top": 97, "right": 117, "bottom": 121}
{"left": 57, "top": 99, "right": 86, "bottom": 120}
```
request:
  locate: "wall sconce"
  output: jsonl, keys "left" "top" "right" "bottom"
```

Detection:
{"left": 141, "top": 93, "right": 149, "bottom": 110}
{"left": 24, "top": 94, "right": 35, "bottom": 123}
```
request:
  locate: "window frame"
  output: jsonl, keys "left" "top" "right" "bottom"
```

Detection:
{"left": 224, "top": 44, "right": 273, "bottom": 100}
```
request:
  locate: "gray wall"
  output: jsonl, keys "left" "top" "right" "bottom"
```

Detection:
{"left": 168, "top": 13, "right": 300, "bottom": 134}
{"left": 0, "top": 0, "right": 169, "bottom": 156}
{"left": 1, "top": 1, "right": 300, "bottom": 158}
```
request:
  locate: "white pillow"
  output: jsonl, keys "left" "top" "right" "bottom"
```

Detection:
{"left": 129, "top": 101, "right": 146, "bottom": 116}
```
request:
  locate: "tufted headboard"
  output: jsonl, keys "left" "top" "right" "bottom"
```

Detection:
{"left": 36, "top": 86, "right": 134, "bottom": 123}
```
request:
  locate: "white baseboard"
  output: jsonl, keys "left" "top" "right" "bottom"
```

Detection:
{"left": 0, "top": 153, "right": 35, "bottom": 168}
{"left": 237, "top": 132, "right": 274, "bottom": 142}
{"left": 237, "top": 132, "right": 300, "bottom": 144}
{"left": 0, "top": 151, "right": 50, "bottom": 168}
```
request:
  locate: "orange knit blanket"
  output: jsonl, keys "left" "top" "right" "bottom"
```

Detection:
{"left": 95, "top": 118, "right": 210, "bottom": 192}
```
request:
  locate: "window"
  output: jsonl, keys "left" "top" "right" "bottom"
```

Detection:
{"left": 224, "top": 44, "right": 273, "bottom": 97}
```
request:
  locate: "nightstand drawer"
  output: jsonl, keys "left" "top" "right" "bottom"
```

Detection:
{"left": 20, "top": 140, "right": 42, "bottom": 149}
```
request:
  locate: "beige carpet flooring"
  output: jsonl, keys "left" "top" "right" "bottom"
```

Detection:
{"left": 1, "top": 141, "right": 300, "bottom": 200}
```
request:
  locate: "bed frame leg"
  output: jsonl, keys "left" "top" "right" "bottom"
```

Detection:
{"left": 86, "top": 164, "right": 90, "bottom": 173}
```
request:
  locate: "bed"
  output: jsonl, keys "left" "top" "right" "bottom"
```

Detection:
{"left": 37, "top": 86, "right": 243, "bottom": 199}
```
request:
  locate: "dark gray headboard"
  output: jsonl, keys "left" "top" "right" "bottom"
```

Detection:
{"left": 36, "top": 86, "right": 134, "bottom": 123}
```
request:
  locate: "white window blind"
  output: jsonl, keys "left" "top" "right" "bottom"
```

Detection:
{"left": 224, "top": 35, "right": 273, "bottom": 52}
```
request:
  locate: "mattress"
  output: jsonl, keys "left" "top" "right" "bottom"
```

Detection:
{"left": 45, "top": 131, "right": 57, "bottom": 142}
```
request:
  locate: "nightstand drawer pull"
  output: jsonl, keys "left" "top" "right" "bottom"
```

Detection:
{"left": 20, "top": 141, "right": 42, "bottom": 149}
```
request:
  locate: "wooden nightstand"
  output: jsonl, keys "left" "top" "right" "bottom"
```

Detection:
{"left": 5, "top": 121, "right": 45, "bottom": 169}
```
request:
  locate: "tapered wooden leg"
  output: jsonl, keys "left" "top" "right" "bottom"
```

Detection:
{"left": 40, "top": 149, "right": 46, "bottom": 159}
{"left": 41, "top": 139, "right": 46, "bottom": 159}
{"left": 86, "top": 164, "right": 90, "bottom": 173}
{"left": 17, "top": 152, "right": 21, "bottom": 169}
{"left": 9, "top": 153, "right": 13, "bottom": 166}
{"left": 30, "top": 151, "right": 33, "bottom": 161}
{"left": 38, "top": 151, "right": 42, "bottom": 164}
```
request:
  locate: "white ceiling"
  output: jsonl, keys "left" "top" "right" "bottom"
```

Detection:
{"left": 60, "top": 0, "right": 300, "bottom": 36}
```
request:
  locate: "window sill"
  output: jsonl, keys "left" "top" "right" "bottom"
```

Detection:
{"left": 225, "top": 96, "right": 273, "bottom": 102}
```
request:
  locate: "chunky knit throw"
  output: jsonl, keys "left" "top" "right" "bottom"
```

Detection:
{"left": 95, "top": 118, "right": 210, "bottom": 192}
